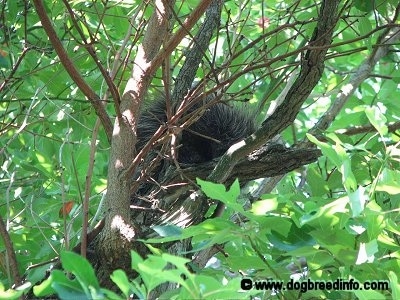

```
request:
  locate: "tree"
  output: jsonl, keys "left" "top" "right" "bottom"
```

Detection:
{"left": 1, "top": 0, "right": 400, "bottom": 299}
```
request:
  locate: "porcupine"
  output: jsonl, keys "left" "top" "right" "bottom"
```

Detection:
{"left": 132, "top": 96, "right": 255, "bottom": 213}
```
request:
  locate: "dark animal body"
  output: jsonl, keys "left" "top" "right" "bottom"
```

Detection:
{"left": 132, "top": 98, "right": 255, "bottom": 221}
{"left": 136, "top": 99, "right": 255, "bottom": 164}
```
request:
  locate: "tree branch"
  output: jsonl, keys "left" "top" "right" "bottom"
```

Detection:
{"left": 32, "top": 0, "right": 113, "bottom": 142}
{"left": 103, "top": 0, "right": 175, "bottom": 251}
{"left": 0, "top": 216, "right": 21, "bottom": 286}
{"left": 339, "top": 121, "right": 400, "bottom": 136}
{"left": 171, "top": 0, "right": 223, "bottom": 103}
{"left": 95, "top": 2, "right": 177, "bottom": 284}
{"left": 147, "top": 0, "right": 215, "bottom": 78}
{"left": 132, "top": 144, "right": 321, "bottom": 232}
{"left": 208, "top": 0, "right": 340, "bottom": 183}
{"left": 163, "top": 146, "right": 321, "bottom": 188}
{"left": 61, "top": 0, "right": 122, "bottom": 120}
{"left": 308, "top": 27, "right": 400, "bottom": 139}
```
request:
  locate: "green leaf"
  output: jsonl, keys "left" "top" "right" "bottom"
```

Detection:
{"left": 0, "top": 54, "right": 10, "bottom": 69}
{"left": 110, "top": 270, "right": 133, "bottom": 299}
{"left": 354, "top": 0, "right": 374, "bottom": 12}
{"left": 249, "top": 197, "right": 278, "bottom": 215}
{"left": 60, "top": 251, "right": 100, "bottom": 291}
{"left": 151, "top": 224, "right": 183, "bottom": 237}
{"left": 33, "top": 270, "right": 80, "bottom": 297}
{"left": 197, "top": 179, "right": 242, "bottom": 212}
{"left": 300, "top": 197, "right": 349, "bottom": 228}
{"left": 145, "top": 218, "right": 238, "bottom": 244}
{"left": 348, "top": 185, "right": 367, "bottom": 217}
{"left": 345, "top": 218, "right": 367, "bottom": 235}
{"left": 389, "top": 271, "right": 400, "bottom": 300}
{"left": 353, "top": 287, "right": 386, "bottom": 300}
{"left": 340, "top": 158, "right": 357, "bottom": 192}
{"left": 307, "top": 134, "right": 341, "bottom": 166}
{"left": 358, "top": 17, "right": 373, "bottom": 51}
{"left": 197, "top": 178, "right": 240, "bottom": 205}
{"left": 308, "top": 133, "right": 357, "bottom": 192}
{"left": 130, "top": 251, "right": 191, "bottom": 293}
{"left": 356, "top": 239, "right": 379, "bottom": 264}
{"left": 376, "top": 169, "right": 400, "bottom": 194}
{"left": 256, "top": 216, "right": 292, "bottom": 237}
{"left": 267, "top": 225, "right": 315, "bottom": 252}
{"left": 33, "top": 255, "right": 106, "bottom": 300}
{"left": 307, "top": 167, "right": 330, "bottom": 196}
{"left": 0, "top": 282, "right": 26, "bottom": 300}
{"left": 365, "top": 106, "right": 388, "bottom": 136}
{"left": 189, "top": 219, "right": 241, "bottom": 252}
{"left": 100, "top": 288, "right": 123, "bottom": 300}
{"left": 51, "top": 282, "right": 88, "bottom": 300}
{"left": 131, "top": 250, "right": 145, "bottom": 268}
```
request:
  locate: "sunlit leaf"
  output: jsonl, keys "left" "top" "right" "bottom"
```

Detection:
{"left": 365, "top": 106, "right": 388, "bottom": 136}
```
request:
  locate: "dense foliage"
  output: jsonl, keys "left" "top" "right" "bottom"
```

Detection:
{"left": 1, "top": 0, "right": 400, "bottom": 299}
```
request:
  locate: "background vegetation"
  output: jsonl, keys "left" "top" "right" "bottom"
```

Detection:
{"left": 1, "top": 0, "right": 400, "bottom": 299}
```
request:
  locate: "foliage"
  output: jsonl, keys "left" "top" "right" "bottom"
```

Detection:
{"left": 24, "top": 170, "right": 400, "bottom": 299}
{"left": 1, "top": 0, "right": 400, "bottom": 299}
{"left": 145, "top": 176, "right": 400, "bottom": 299}
{"left": 34, "top": 251, "right": 104, "bottom": 299}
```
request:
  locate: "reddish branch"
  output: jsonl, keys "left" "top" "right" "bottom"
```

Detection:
{"left": 0, "top": 216, "right": 22, "bottom": 286}
{"left": 32, "top": 0, "right": 113, "bottom": 142}
{"left": 61, "top": 0, "right": 122, "bottom": 120}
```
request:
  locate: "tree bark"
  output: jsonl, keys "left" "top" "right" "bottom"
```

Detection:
{"left": 96, "top": 0, "right": 174, "bottom": 286}
{"left": 95, "top": 0, "right": 217, "bottom": 287}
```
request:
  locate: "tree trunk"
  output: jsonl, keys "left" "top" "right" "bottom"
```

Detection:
{"left": 94, "top": 0, "right": 340, "bottom": 294}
